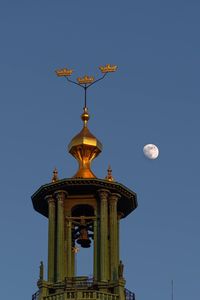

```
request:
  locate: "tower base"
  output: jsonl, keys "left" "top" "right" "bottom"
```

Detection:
{"left": 32, "top": 277, "right": 135, "bottom": 300}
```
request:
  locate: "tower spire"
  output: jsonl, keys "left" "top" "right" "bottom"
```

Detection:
{"left": 32, "top": 64, "right": 138, "bottom": 300}
{"left": 55, "top": 64, "right": 117, "bottom": 178}
{"left": 68, "top": 106, "right": 102, "bottom": 178}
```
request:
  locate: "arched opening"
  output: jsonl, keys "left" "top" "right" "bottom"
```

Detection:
{"left": 72, "top": 204, "right": 94, "bottom": 218}
{"left": 71, "top": 204, "right": 94, "bottom": 277}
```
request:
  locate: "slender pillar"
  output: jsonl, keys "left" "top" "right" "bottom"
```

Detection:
{"left": 98, "top": 189, "right": 109, "bottom": 282}
{"left": 55, "top": 190, "right": 67, "bottom": 282}
{"left": 66, "top": 219, "right": 72, "bottom": 277}
{"left": 93, "top": 212, "right": 98, "bottom": 281}
{"left": 109, "top": 193, "right": 121, "bottom": 281}
{"left": 71, "top": 224, "right": 75, "bottom": 277}
{"left": 117, "top": 213, "right": 123, "bottom": 269}
{"left": 71, "top": 250, "right": 75, "bottom": 277}
{"left": 46, "top": 195, "right": 55, "bottom": 283}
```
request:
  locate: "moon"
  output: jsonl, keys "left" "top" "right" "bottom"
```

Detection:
{"left": 143, "top": 144, "right": 159, "bottom": 160}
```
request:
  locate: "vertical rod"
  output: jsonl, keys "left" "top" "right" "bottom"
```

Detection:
{"left": 55, "top": 191, "right": 66, "bottom": 282}
{"left": 46, "top": 195, "right": 55, "bottom": 283}
{"left": 71, "top": 225, "right": 75, "bottom": 277}
{"left": 66, "top": 220, "right": 72, "bottom": 277}
{"left": 109, "top": 193, "right": 120, "bottom": 281}
{"left": 93, "top": 214, "right": 98, "bottom": 281}
{"left": 84, "top": 86, "right": 87, "bottom": 108}
{"left": 98, "top": 189, "right": 109, "bottom": 282}
{"left": 117, "top": 214, "right": 121, "bottom": 268}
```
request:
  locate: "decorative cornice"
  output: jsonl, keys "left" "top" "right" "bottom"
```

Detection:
{"left": 32, "top": 178, "right": 136, "bottom": 200}
{"left": 54, "top": 190, "right": 68, "bottom": 201}
{"left": 32, "top": 178, "right": 137, "bottom": 219}
{"left": 98, "top": 188, "right": 110, "bottom": 200}
{"left": 44, "top": 194, "right": 53, "bottom": 201}
{"left": 109, "top": 193, "right": 121, "bottom": 202}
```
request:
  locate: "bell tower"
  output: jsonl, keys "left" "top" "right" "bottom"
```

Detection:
{"left": 32, "top": 65, "right": 138, "bottom": 300}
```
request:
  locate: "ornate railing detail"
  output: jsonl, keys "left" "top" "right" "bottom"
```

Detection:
{"left": 32, "top": 280, "right": 134, "bottom": 300}
{"left": 65, "top": 277, "right": 93, "bottom": 289}
{"left": 44, "top": 290, "right": 118, "bottom": 300}
{"left": 32, "top": 290, "right": 40, "bottom": 300}
{"left": 125, "top": 288, "right": 135, "bottom": 300}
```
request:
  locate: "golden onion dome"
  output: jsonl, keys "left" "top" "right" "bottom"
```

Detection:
{"left": 68, "top": 108, "right": 102, "bottom": 178}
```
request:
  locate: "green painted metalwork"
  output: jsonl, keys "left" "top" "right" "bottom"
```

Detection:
{"left": 32, "top": 178, "right": 137, "bottom": 300}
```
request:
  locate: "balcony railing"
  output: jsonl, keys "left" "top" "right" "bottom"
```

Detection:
{"left": 32, "top": 290, "right": 39, "bottom": 300}
{"left": 43, "top": 290, "right": 118, "bottom": 300}
{"left": 66, "top": 277, "right": 94, "bottom": 289}
{"left": 125, "top": 288, "right": 135, "bottom": 300}
{"left": 32, "top": 280, "right": 135, "bottom": 300}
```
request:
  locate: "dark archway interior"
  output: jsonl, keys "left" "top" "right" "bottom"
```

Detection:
{"left": 71, "top": 204, "right": 94, "bottom": 275}
{"left": 71, "top": 204, "right": 94, "bottom": 217}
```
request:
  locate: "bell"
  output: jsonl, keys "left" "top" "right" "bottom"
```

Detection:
{"left": 77, "top": 228, "right": 91, "bottom": 248}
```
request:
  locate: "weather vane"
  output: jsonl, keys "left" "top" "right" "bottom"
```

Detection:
{"left": 55, "top": 64, "right": 117, "bottom": 108}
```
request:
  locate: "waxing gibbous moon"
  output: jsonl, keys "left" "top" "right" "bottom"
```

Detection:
{"left": 143, "top": 144, "right": 159, "bottom": 160}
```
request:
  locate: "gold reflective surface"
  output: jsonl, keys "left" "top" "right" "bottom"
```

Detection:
{"left": 77, "top": 75, "right": 94, "bottom": 84}
{"left": 99, "top": 64, "right": 117, "bottom": 73}
{"left": 55, "top": 68, "right": 73, "bottom": 77}
{"left": 105, "top": 165, "right": 114, "bottom": 182}
{"left": 68, "top": 108, "right": 102, "bottom": 178}
{"left": 51, "top": 167, "right": 59, "bottom": 182}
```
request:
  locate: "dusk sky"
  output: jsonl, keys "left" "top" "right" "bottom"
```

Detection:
{"left": 0, "top": 1, "right": 199, "bottom": 300}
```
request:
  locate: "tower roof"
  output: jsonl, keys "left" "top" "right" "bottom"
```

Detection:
{"left": 31, "top": 178, "right": 138, "bottom": 219}
{"left": 68, "top": 107, "right": 102, "bottom": 178}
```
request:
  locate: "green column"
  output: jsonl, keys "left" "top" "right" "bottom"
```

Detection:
{"left": 93, "top": 212, "right": 98, "bottom": 281}
{"left": 98, "top": 189, "right": 109, "bottom": 282}
{"left": 71, "top": 224, "right": 75, "bottom": 277}
{"left": 55, "top": 190, "right": 67, "bottom": 282}
{"left": 109, "top": 193, "right": 121, "bottom": 281}
{"left": 66, "top": 219, "right": 72, "bottom": 277}
{"left": 117, "top": 213, "right": 122, "bottom": 269}
{"left": 45, "top": 195, "right": 55, "bottom": 283}
{"left": 71, "top": 251, "right": 75, "bottom": 277}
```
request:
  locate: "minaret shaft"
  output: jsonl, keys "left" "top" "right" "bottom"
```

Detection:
{"left": 47, "top": 196, "right": 56, "bottom": 283}
{"left": 99, "top": 190, "right": 109, "bottom": 282}
{"left": 55, "top": 191, "right": 66, "bottom": 282}
{"left": 109, "top": 194, "right": 120, "bottom": 281}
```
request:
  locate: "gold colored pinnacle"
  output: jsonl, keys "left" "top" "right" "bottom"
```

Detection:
{"left": 68, "top": 108, "right": 102, "bottom": 179}
{"left": 81, "top": 107, "right": 90, "bottom": 126}
{"left": 55, "top": 64, "right": 118, "bottom": 179}
{"left": 77, "top": 75, "right": 95, "bottom": 84}
{"left": 52, "top": 168, "right": 59, "bottom": 183}
{"left": 55, "top": 68, "right": 73, "bottom": 77}
{"left": 105, "top": 165, "right": 114, "bottom": 182}
{"left": 99, "top": 64, "right": 117, "bottom": 73}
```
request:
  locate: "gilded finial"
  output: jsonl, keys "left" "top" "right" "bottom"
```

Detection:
{"left": 77, "top": 75, "right": 94, "bottom": 85}
{"left": 68, "top": 107, "right": 102, "bottom": 179}
{"left": 99, "top": 64, "right": 117, "bottom": 73}
{"left": 56, "top": 64, "right": 117, "bottom": 178}
{"left": 105, "top": 165, "right": 114, "bottom": 181}
{"left": 55, "top": 68, "right": 73, "bottom": 77}
{"left": 81, "top": 107, "right": 90, "bottom": 127}
{"left": 52, "top": 168, "right": 59, "bottom": 183}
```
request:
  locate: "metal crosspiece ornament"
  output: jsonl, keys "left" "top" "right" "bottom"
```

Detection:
{"left": 55, "top": 64, "right": 117, "bottom": 179}
{"left": 55, "top": 64, "right": 117, "bottom": 108}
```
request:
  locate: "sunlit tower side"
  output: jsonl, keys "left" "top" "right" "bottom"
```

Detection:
{"left": 32, "top": 64, "right": 138, "bottom": 300}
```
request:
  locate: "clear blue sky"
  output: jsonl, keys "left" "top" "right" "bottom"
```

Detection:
{"left": 0, "top": 1, "right": 199, "bottom": 299}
